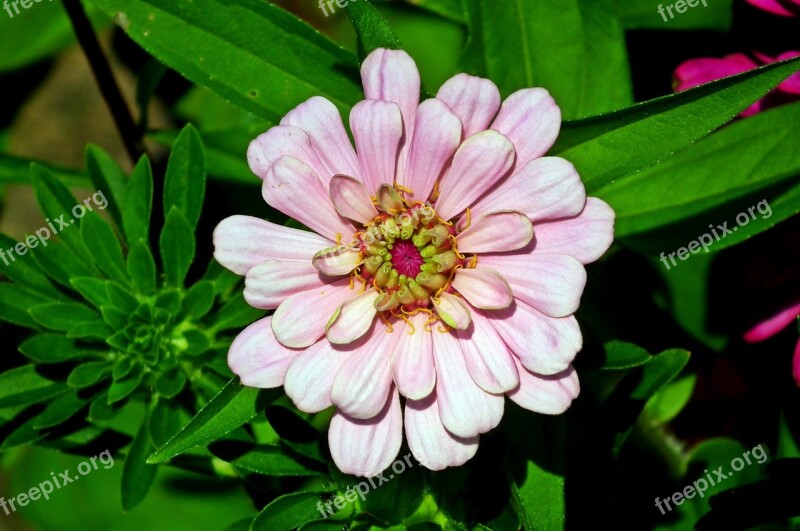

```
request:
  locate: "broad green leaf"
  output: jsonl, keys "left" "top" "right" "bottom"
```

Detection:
{"left": 180, "top": 281, "right": 215, "bottom": 320}
{"left": 598, "top": 101, "right": 800, "bottom": 238}
{"left": 30, "top": 302, "right": 100, "bottom": 332}
{"left": 0, "top": 283, "right": 51, "bottom": 328}
{"left": 406, "top": 0, "right": 464, "bottom": 22}
{"left": 160, "top": 208, "right": 196, "bottom": 287}
{"left": 163, "top": 124, "right": 206, "bottom": 229}
{"left": 0, "top": 234, "right": 54, "bottom": 295}
{"left": 34, "top": 391, "right": 91, "bottom": 429}
{"left": 347, "top": 0, "right": 403, "bottom": 60}
{"left": 147, "top": 379, "right": 266, "bottom": 463}
{"left": 509, "top": 460, "right": 564, "bottom": 531}
{"left": 68, "top": 362, "right": 112, "bottom": 388}
{"left": 19, "top": 333, "right": 104, "bottom": 364}
{"left": 613, "top": 0, "right": 734, "bottom": 30}
{"left": 108, "top": 364, "right": 144, "bottom": 404}
{"left": 85, "top": 145, "right": 127, "bottom": 230}
{"left": 81, "top": 213, "right": 129, "bottom": 284}
{"left": 461, "top": 0, "right": 632, "bottom": 119}
{"left": 155, "top": 368, "right": 187, "bottom": 399}
{"left": 551, "top": 56, "right": 800, "bottom": 191}
{"left": 121, "top": 156, "right": 153, "bottom": 246}
{"left": 600, "top": 341, "right": 653, "bottom": 370}
{"left": 0, "top": 365, "right": 65, "bottom": 408}
{"left": 252, "top": 490, "right": 338, "bottom": 531}
{"left": 122, "top": 417, "right": 159, "bottom": 511}
{"left": 90, "top": 0, "right": 362, "bottom": 120}
{"left": 211, "top": 443, "right": 323, "bottom": 477}
{"left": 127, "top": 240, "right": 157, "bottom": 295}
{"left": 645, "top": 374, "right": 697, "bottom": 424}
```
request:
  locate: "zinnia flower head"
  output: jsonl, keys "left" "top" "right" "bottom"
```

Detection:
{"left": 213, "top": 48, "right": 615, "bottom": 476}
{"left": 744, "top": 0, "right": 800, "bottom": 16}
{"left": 674, "top": 51, "right": 800, "bottom": 116}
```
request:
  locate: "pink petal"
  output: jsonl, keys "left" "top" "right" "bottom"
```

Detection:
{"left": 263, "top": 156, "right": 355, "bottom": 241}
{"left": 793, "top": 338, "right": 800, "bottom": 388}
{"left": 432, "top": 331, "right": 504, "bottom": 438}
{"left": 329, "top": 174, "right": 379, "bottom": 224}
{"left": 457, "top": 311, "right": 519, "bottom": 393}
{"left": 468, "top": 157, "right": 586, "bottom": 223}
{"left": 405, "top": 393, "right": 479, "bottom": 471}
{"left": 451, "top": 268, "right": 513, "bottom": 310}
{"left": 284, "top": 340, "right": 349, "bottom": 413}
{"left": 434, "top": 130, "right": 515, "bottom": 221}
{"left": 674, "top": 54, "right": 763, "bottom": 115}
{"left": 402, "top": 98, "right": 462, "bottom": 202}
{"left": 361, "top": 48, "right": 421, "bottom": 182}
{"left": 744, "top": 0, "right": 798, "bottom": 16}
{"left": 228, "top": 316, "right": 299, "bottom": 388}
{"left": 491, "top": 88, "right": 560, "bottom": 169}
{"left": 478, "top": 253, "right": 587, "bottom": 318}
{"left": 247, "top": 125, "right": 327, "bottom": 186}
{"left": 312, "top": 245, "right": 364, "bottom": 277}
{"left": 244, "top": 260, "right": 327, "bottom": 310}
{"left": 331, "top": 321, "right": 399, "bottom": 419}
{"left": 327, "top": 289, "right": 381, "bottom": 345}
{"left": 483, "top": 301, "right": 582, "bottom": 376}
{"left": 391, "top": 313, "right": 436, "bottom": 400}
{"left": 329, "top": 387, "right": 403, "bottom": 477}
{"left": 271, "top": 279, "right": 355, "bottom": 348}
{"left": 213, "top": 215, "right": 330, "bottom": 275}
{"left": 436, "top": 73, "right": 501, "bottom": 137}
{"left": 507, "top": 359, "right": 580, "bottom": 415}
{"left": 457, "top": 211, "right": 533, "bottom": 254}
{"left": 743, "top": 302, "right": 800, "bottom": 342}
{"left": 776, "top": 52, "right": 800, "bottom": 95}
{"left": 433, "top": 292, "right": 472, "bottom": 330}
{"left": 281, "top": 96, "right": 361, "bottom": 182}
{"left": 350, "top": 99, "right": 404, "bottom": 195}
{"left": 532, "top": 197, "right": 615, "bottom": 264}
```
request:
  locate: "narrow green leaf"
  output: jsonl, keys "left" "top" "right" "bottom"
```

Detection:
{"left": 181, "top": 281, "right": 216, "bottom": 320}
{"left": 101, "top": 305, "right": 129, "bottom": 329}
{"left": 85, "top": 145, "right": 127, "bottom": 230}
{"left": 613, "top": 0, "right": 734, "bottom": 30}
{"left": 71, "top": 277, "right": 111, "bottom": 308}
{"left": 149, "top": 398, "right": 183, "bottom": 448}
{"left": 68, "top": 362, "right": 112, "bottom": 388}
{"left": 106, "top": 281, "right": 139, "bottom": 312}
{"left": 551, "top": 56, "right": 800, "bottom": 191}
{"left": 211, "top": 443, "right": 323, "bottom": 477}
{"left": 0, "top": 233, "right": 54, "bottom": 296}
{"left": 121, "top": 156, "right": 153, "bottom": 246}
{"left": 122, "top": 417, "right": 159, "bottom": 511}
{"left": 645, "top": 374, "right": 698, "bottom": 424}
{"left": 30, "top": 302, "right": 100, "bottom": 332}
{"left": 147, "top": 379, "right": 266, "bottom": 463}
{"left": 34, "top": 391, "right": 91, "bottom": 429}
{"left": 406, "top": 0, "right": 464, "bottom": 22}
{"left": 347, "top": 0, "right": 403, "bottom": 60}
{"left": 127, "top": 240, "right": 157, "bottom": 295}
{"left": 600, "top": 341, "right": 652, "bottom": 370}
{"left": 160, "top": 208, "right": 196, "bottom": 287}
{"left": 90, "top": 0, "right": 362, "bottom": 120}
{"left": 164, "top": 124, "right": 206, "bottom": 229}
{"left": 68, "top": 320, "right": 114, "bottom": 341}
{"left": 0, "top": 284, "right": 51, "bottom": 328}
{"left": 89, "top": 391, "right": 124, "bottom": 422}
{"left": 32, "top": 244, "right": 96, "bottom": 288}
{"left": 252, "top": 490, "right": 337, "bottom": 531}
{"left": 108, "top": 364, "right": 144, "bottom": 404}
{"left": 0, "top": 365, "right": 65, "bottom": 408}
{"left": 155, "top": 368, "right": 187, "bottom": 399}
{"left": 1, "top": 417, "right": 46, "bottom": 450}
{"left": 81, "top": 213, "right": 129, "bottom": 284}
{"left": 19, "top": 333, "right": 104, "bottom": 364}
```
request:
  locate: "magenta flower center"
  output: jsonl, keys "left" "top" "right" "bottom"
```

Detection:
{"left": 391, "top": 240, "right": 424, "bottom": 277}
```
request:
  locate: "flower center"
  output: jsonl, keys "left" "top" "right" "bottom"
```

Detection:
{"left": 351, "top": 184, "right": 466, "bottom": 315}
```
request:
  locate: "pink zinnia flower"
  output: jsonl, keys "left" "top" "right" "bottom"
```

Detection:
{"left": 673, "top": 51, "right": 800, "bottom": 116}
{"left": 744, "top": 301, "right": 800, "bottom": 387}
{"left": 213, "top": 48, "right": 615, "bottom": 476}
{"left": 744, "top": 0, "right": 800, "bottom": 16}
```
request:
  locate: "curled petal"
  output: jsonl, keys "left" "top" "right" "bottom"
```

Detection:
{"left": 433, "top": 292, "right": 472, "bottom": 330}
{"left": 247, "top": 125, "right": 327, "bottom": 185}
{"left": 329, "top": 174, "right": 379, "bottom": 224}
{"left": 452, "top": 268, "right": 513, "bottom": 310}
{"left": 312, "top": 246, "right": 364, "bottom": 277}
{"left": 457, "top": 211, "right": 533, "bottom": 254}
{"left": 327, "top": 289, "right": 381, "bottom": 345}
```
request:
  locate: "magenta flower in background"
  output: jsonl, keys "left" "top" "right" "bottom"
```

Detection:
{"left": 744, "top": 301, "right": 800, "bottom": 387}
{"left": 744, "top": 0, "right": 800, "bottom": 16}
{"left": 674, "top": 51, "right": 800, "bottom": 116}
{"left": 213, "top": 48, "right": 615, "bottom": 477}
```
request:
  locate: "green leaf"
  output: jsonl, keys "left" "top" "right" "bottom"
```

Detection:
{"left": 613, "top": 0, "right": 734, "bottom": 30}
{"left": 149, "top": 398, "right": 183, "bottom": 448}
{"left": 147, "top": 379, "right": 266, "bottom": 463}
{"left": 101, "top": 305, "right": 129, "bottom": 329}
{"left": 0, "top": 283, "right": 51, "bottom": 328}
{"left": 252, "top": 490, "right": 337, "bottom": 531}
{"left": 461, "top": 0, "right": 632, "bottom": 119}
{"left": 160, "top": 208, "right": 196, "bottom": 287}
{"left": 30, "top": 164, "right": 93, "bottom": 263}
{"left": 406, "top": 0, "right": 464, "bottom": 22}
{"left": 0, "top": 233, "right": 55, "bottom": 296}
{"left": 85, "top": 145, "right": 127, "bottom": 230}
{"left": 597, "top": 101, "right": 800, "bottom": 246}
{"left": 32, "top": 244, "right": 96, "bottom": 289}
{"left": 180, "top": 281, "right": 215, "bottom": 320}
{"left": 30, "top": 302, "right": 100, "bottom": 332}
{"left": 71, "top": 277, "right": 111, "bottom": 308}
{"left": 19, "top": 333, "right": 104, "bottom": 364}
{"left": 155, "top": 368, "right": 187, "bottom": 399}
{"left": 211, "top": 443, "right": 323, "bottom": 477}
{"left": 108, "top": 364, "right": 144, "bottom": 404}
{"left": 127, "top": 240, "right": 157, "bottom": 295}
{"left": 645, "top": 374, "right": 697, "bottom": 425}
{"left": 1, "top": 417, "right": 45, "bottom": 450}
{"left": 80, "top": 213, "right": 129, "bottom": 284}
{"left": 68, "top": 320, "right": 114, "bottom": 341}
{"left": 34, "top": 391, "right": 91, "bottom": 429}
{"left": 89, "top": 391, "right": 124, "bottom": 422}
{"left": 0, "top": 365, "right": 65, "bottom": 408}
{"left": 552, "top": 56, "right": 800, "bottom": 191}
{"left": 90, "top": 0, "right": 362, "bottom": 120}
{"left": 122, "top": 417, "right": 159, "bottom": 511}
{"left": 215, "top": 292, "right": 264, "bottom": 331}
{"left": 0, "top": 1, "right": 76, "bottom": 72}
{"left": 121, "top": 156, "right": 153, "bottom": 246}
{"left": 164, "top": 124, "right": 206, "bottom": 229}
{"left": 600, "top": 341, "right": 653, "bottom": 370}
{"left": 106, "top": 281, "right": 139, "bottom": 312}
{"left": 347, "top": 0, "right": 403, "bottom": 60}
{"left": 68, "top": 362, "right": 112, "bottom": 388}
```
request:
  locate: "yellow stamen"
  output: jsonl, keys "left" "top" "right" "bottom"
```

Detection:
{"left": 463, "top": 207, "right": 472, "bottom": 230}
{"left": 379, "top": 312, "right": 394, "bottom": 332}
